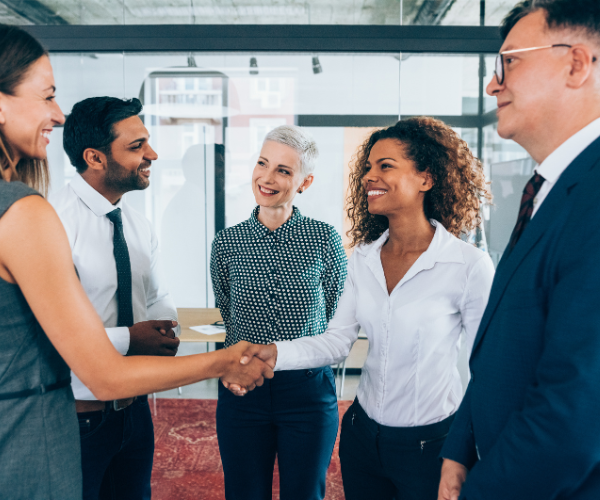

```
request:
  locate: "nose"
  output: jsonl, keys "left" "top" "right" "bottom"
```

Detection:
{"left": 145, "top": 143, "right": 158, "bottom": 161}
{"left": 262, "top": 167, "right": 276, "bottom": 183}
{"left": 52, "top": 100, "right": 65, "bottom": 126}
{"left": 486, "top": 74, "right": 502, "bottom": 96}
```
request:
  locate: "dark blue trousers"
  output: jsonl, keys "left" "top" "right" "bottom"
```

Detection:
{"left": 217, "top": 366, "right": 339, "bottom": 500}
{"left": 339, "top": 399, "right": 454, "bottom": 500}
{"left": 78, "top": 396, "right": 154, "bottom": 500}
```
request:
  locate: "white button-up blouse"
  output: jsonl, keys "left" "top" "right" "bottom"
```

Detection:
{"left": 275, "top": 220, "right": 495, "bottom": 427}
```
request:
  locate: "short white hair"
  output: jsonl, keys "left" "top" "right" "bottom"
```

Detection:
{"left": 263, "top": 125, "right": 318, "bottom": 176}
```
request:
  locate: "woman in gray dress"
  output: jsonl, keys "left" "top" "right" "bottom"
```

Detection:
{"left": 0, "top": 25, "right": 273, "bottom": 499}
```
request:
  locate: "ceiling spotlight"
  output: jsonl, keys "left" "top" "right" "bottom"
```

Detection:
{"left": 249, "top": 57, "right": 259, "bottom": 75}
{"left": 312, "top": 56, "right": 322, "bottom": 74}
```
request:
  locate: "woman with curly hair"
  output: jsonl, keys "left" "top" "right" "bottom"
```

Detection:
{"left": 233, "top": 116, "right": 495, "bottom": 500}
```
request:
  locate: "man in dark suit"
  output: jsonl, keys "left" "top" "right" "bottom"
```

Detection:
{"left": 438, "top": 1, "right": 600, "bottom": 498}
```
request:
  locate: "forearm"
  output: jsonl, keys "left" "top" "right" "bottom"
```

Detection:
{"left": 89, "top": 349, "right": 231, "bottom": 400}
{"left": 275, "top": 323, "right": 358, "bottom": 370}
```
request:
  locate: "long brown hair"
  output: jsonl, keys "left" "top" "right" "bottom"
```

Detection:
{"left": 347, "top": 116, "right": 491, "bottom": 247}
{"left": 0, "top": 25, "right": 50, "bottom": 195}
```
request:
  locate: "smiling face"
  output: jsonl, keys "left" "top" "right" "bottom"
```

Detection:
{"left": 102, "top": 115, "right": 157, "bottom": 195}
{"left": 486, "top": 10, "right": 573, "bottom": 145}
{"left": 362, "top": 138, "right": 432, "bottom": 217}
{"left": 251, "top": 140, "right": 312, "bottom": 210}
{"left": 0, "top": 55, "right": 64, "bottom": 164}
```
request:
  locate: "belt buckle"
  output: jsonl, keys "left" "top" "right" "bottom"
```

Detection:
{"left": 112, "top": 399, "right": 127, "bottom": 411}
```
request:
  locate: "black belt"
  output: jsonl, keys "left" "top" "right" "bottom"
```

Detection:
{"left": 0, "top": 377, "right": 71, "bottom": 401}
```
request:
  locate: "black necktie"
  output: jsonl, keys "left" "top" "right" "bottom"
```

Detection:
{"left": 508, "top": 172, "right": 545, "bottom": 251}
{"left": 106, "top": 208, "right": 134, "bottom": 327}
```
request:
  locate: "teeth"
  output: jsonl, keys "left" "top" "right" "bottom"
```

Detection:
{"left": 260, "top": 186, "right": 278, "bottom": 194}
{"left": 41, "top": 131, "right": 51, "bottom": 139}
{"left": 368, "top": 190, "right": 387, "bottom": 196}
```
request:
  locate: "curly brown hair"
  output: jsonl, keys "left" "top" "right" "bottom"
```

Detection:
{"left": 346, "top": 116, "right": 491, "bottom": 247}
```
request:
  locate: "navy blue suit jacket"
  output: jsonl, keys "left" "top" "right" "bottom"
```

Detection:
{"left": 441, "top": 135, "right": 600, "bottom": 499}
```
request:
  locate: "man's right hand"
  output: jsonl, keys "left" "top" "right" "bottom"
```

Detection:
{"left": 127, "top": 320, "right": 180, "bottom": 356}
{"left": 438, "top": 459, "right": 468, "bottom": 500}
{"left": 220, "top": 341, "right": 275, "bottom": 395}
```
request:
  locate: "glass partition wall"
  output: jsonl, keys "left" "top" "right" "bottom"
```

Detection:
{"left": 44, "top": 46, "right": 531, "bottom": 308}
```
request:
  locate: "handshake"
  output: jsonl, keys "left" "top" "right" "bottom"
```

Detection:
{"left": 220, "top": 341, "right": 278, "bottom": 396}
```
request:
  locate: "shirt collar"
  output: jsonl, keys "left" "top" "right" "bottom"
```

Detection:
{"left": 70, "top": 173, "right": 124, "bottom": 217}
{"left": 536, "top": 116, "right": 600, "bottom": 184}
{"left": 356, "top": 219, "right": 464, "bottom": 295}
{"left": 248, "top": 205, "right": 304, "bottom": 242}
{"left": 358, "top": 219, "right": 465, "bottom": 266}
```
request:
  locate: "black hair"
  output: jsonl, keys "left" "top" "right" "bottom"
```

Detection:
{"left": 63, "top": 97, "right": 143, "bottom": 173}
{"left": 501, "top": 0, "right": 600, "bottom": 42}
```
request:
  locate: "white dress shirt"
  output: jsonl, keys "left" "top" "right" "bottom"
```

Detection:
{"left": 50, "top": 173, "right": 178, "bottom": 400}
{"left": 275, "top": 220, "right": 495, "bottom": 427}
{"left": 533, "top": 116, "right": 600, "bottom": 217}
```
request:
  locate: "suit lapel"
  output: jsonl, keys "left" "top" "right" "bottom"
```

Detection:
{"left": 472, "top": 136, "right": 600, "bottom": 355}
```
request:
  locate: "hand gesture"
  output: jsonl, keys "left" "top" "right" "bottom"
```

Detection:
{"left": 220, "top": 341, "right": 275, "bottom": 395}
{"left": 222, "top": 342, "right": 277, "bottom": 396}
{"left": 438, "top": 459, "right": 467, "bottom": 500}
{"left": 127, "top": 320, "right": 180, "bottom": 356}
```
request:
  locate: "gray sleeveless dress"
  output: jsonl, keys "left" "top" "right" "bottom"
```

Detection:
{"left": 0, "top": 180, "right": 81, "bottom": 499}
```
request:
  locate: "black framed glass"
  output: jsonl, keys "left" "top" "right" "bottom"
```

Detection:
{"left": 494, "top": 44, "right": 573, "bottom": 85}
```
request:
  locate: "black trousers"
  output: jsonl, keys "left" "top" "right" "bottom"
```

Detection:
{"left": 78, "top": 396, "right": 154, "bottom": 500}
{"left": 339, "top": 398, "right": 454, "bottom": 500}
{"left": 217, "top": 366, "right": 339, "bottom": 500}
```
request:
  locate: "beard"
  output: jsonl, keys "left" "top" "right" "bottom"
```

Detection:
{"left": 104, "top": 155, "right": 150, "bottom": 193}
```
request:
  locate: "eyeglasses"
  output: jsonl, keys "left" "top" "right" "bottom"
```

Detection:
{"left": 494, "top": 44, "right": 573, "bottom": 85}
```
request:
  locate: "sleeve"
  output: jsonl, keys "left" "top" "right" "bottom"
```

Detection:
{"left": 105, "top": 327, "right": 130, "bottom": 355}
{"left": 440, "top": 255, "right": 494, "bottom": 471}
{"left": 321, "top": 228, "right": 348, "bottom": 321}
{"left": 440, "top": 383, "right": 479, "bottom": 469}
{"left": 459, "top": 204, "right": 600, "bottom": 499}
{"left": 459, "top": 254, "right": 495, "bottom": 358}
{"left": 275, "top": 252, "right": 360, "bottom": 370}
{"left": 210, "top": 233, "right": 233, "bottom": 334}
{"left": 145, "top": 225, "right": 180, "bottom": 335}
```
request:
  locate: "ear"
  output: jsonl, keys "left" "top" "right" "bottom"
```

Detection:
{"left": 298, "top": 174, "right": 315, "bottom": 193}
{"left": 82, "top": 148, "right": 107, "bottom": 172}
{"left": 566, "top": 44, "right": 596, "bottom": 89}
{"left": 420, "top": 171, "right": 434, "bottom": 193}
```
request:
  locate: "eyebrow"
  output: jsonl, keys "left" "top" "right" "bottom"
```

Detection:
{"left": 375, "top": 157, "right": 396, "bottom": 163}
{"left": 259, "top": 156, "right": 292, "bottom": 169}
{"left": 44, "top": 85, "right": 56, "bottom": 93}
{"left": 128, "top": 137, "right": 148, "bottom": 145}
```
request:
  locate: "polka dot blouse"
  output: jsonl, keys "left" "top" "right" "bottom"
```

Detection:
{"left": 210, "top": 206, "right": 348, "bottom": 347}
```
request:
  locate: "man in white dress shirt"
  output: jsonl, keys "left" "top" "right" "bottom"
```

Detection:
{"left": 52, "top": 96, "right": 180, "bottom": 500}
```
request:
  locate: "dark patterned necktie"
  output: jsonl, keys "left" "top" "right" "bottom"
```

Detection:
{"left": 106, "top": 208, "right": 134, "bottom": 327}
{"left": 508, "top": 172, "right": 546, "bottom": 251}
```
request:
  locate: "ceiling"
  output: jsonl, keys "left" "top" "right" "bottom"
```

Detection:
{"left": 0, "top": 0, "right": 514, "bottom": 26}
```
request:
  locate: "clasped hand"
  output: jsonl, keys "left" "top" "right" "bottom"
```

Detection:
{"left": 220, "top": 342, "right": 278, "bottom": 396}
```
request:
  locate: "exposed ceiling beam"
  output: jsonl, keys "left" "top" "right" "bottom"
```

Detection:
{"left": 0, "top": 0, "right": 68, "bottom": 25}
{"left": 412, "top": 0, "right": 457, "bottom": 25}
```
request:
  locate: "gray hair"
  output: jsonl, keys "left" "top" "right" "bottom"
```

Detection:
{"left": 263, "top": 125, "right": 318, "bottom": 176}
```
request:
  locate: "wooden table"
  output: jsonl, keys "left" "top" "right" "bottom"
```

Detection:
{"left": 177, "top": 308, "right": 226, "bottom": 344}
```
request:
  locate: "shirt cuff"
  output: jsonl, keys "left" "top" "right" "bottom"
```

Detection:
{"left": 106, "top": 327, "right": 131, "bottom": 355}
{"left": 273, "top": 340, "right": 297, "bottom": 371}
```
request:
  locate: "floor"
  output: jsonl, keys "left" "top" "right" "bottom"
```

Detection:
{"left": 155, "top": 342, "right": 360, "bottom": 400}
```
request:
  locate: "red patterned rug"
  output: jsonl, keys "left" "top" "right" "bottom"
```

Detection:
{"left": 151, "top": 399, "right": 352, "bottom": 500}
